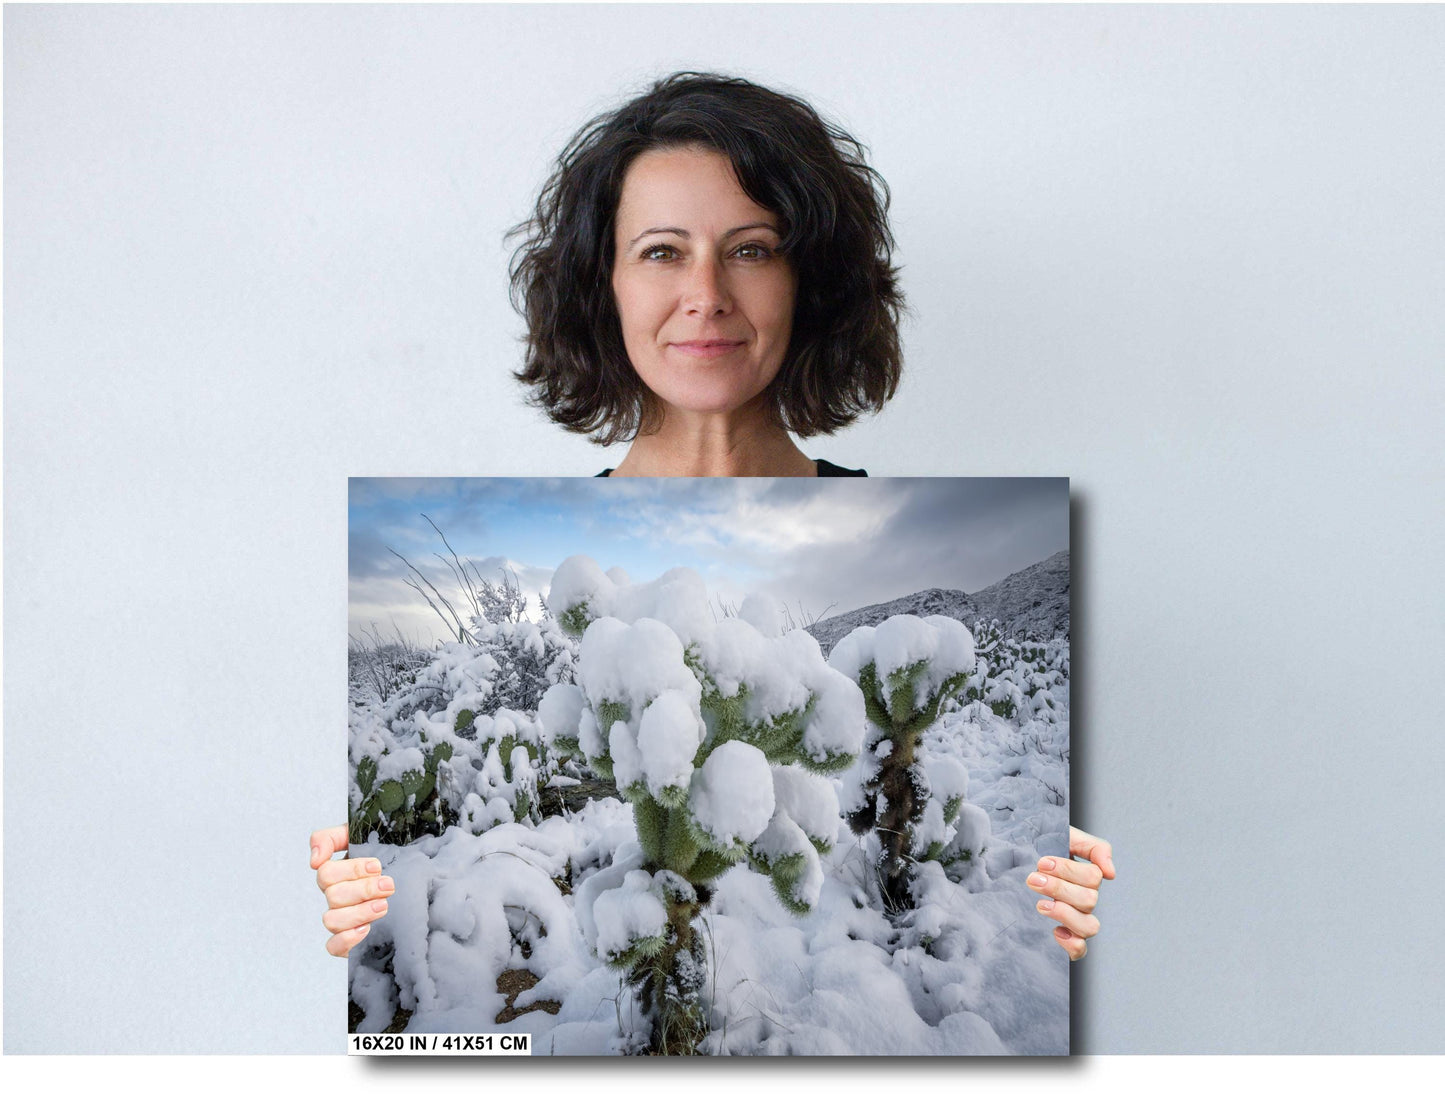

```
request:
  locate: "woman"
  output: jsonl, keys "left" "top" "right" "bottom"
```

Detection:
{"left": 314, "top": 72, "right": 1114, "bottom": 963}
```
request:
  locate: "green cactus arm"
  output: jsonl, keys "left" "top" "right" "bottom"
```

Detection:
{"left": 595, "top": 700, "right": 629, "bottom": 740}
{"left": 857, "top": 664, "right": 891, "bottom": 729}
{"left": 558, "top": 601, "right": 592, "bottom": 638}
{"left": 549, "top": 734, "right": 581, "bottom": 759}
{"left": 686, "top": 847, "right": 742, "bottom": 883}
{"left": 589, "top": 753, "right": 616, "bottom": 783}
{"left": 604, "top": 933, "right": 668, "bottom": 971}
{"left": 697, "top": 684, "right": 748, "bottom": 754}
{"left": 761, "top": 851, "right": 814, "bottom": 916}
{"left": 886, "top": 661, "right": 928, "bottom": 727}
{"left": 793, "top": 747, "right": 861, "bottom": 777}
{"left": 732, "top": 699, "right": 809, "bottom": 766}
{"left": 662, "top": 806, "right": 702, "bottom": 876}
{"left": 680, "top": 808, "right": 751, "bottom": 869}
{"left": 648, "top": 776, "right": 689, "bottom": 810}
{"left": 633, "top": 794, "right": 668, "bottom": 866}
{"left": 906, "top": 670, "right": 971, "bottom": 734}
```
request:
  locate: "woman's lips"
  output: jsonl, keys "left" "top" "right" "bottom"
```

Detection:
{"left": 669, "top": 340, "right": 744, "bottom": 356}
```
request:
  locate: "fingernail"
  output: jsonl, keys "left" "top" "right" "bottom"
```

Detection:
{"left": 1054, "top": 927, "right": 1072, "bottom": 939}
{"left": 366, "top": 860, "right": 381, "bottom": 874}
{"left": 371, "top": 900, "right": 388, "bottom": 914}
{"left": 379, "top": 877, "right": 395, "bottom": 892}
{"left": 1028, "top": 873, "right": 1048, "bottom": 888}
{"left": 312, "top": 846, "right": 320, "bottom": 863}
{"left": 1037, "top": 898, "right": 1054, "bottom": 911}
{"left": 1038, "top": 858, "right": 1056, "bottom": 871}
{"left": 355, "top": 924, "right": 371, "bottom": 938}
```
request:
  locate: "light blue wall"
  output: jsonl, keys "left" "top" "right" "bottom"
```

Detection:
{"left": 6, "top": 3, "right": 1443, "bottom": 1053}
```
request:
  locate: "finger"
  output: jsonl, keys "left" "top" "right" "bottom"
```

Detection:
{"left": 327, "top": 923, "right": 372, "bottom": 959}
{"left": 1069, "top": 827, "right": 1116, "bottom": 879}
{"left": 310, "top": 825, "right": 349, "bottom": 870}
{"left": 1033, "top": 895, "right": 1100, "bottom": 940}
{"left": 316, "top": 855, "right": 384, "bottom": 891}
{"left": 1027, "top": 869, "right": 1098, "bottom": 914}
{"left": 323, "top": 896, "right": 391, "bottom": 936}
{"left": 1053, "top": 925, "right": 1086, "bottom": 961}
{"left": 1035, "top": 854, "right": 1103, "bottom": 890}
{"left": 324, "top": 874, "right": 396, "bottom": 910}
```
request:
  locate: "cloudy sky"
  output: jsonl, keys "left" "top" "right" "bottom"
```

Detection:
{"left": 349, "top": 477, "right": 1068, "bottom": 646}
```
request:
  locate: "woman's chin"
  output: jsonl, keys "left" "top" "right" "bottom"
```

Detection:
{"left": 650, "top": 383, "right": 774, "bottom": 424}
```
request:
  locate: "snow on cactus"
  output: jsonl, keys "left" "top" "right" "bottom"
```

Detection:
{"left": 966, "top": 620, "right": 1068, "bottom": 724}
{"left": 348, "top": 614, "right": 577, "bottom": 844}
{"left": 830, "top": 614, "right": 977, "bottom": 910}
{"left": 960, "top": 620, "right": 1071, "bottom": 842}
{"left": 539, "top": 556, "right": 864, "bottom": 1053}
{"left": 350, "top": 701, "right": 550, "bottom": 843}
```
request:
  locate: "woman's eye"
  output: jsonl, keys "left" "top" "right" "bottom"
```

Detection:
{"left": 733, "top": 243, "right": 774, "bottom": 260}
{"left": 641, "top": 244, "right": 678, "bottom": 262}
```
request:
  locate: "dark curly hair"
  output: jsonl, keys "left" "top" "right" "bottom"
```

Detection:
{"left": 509, "top": 72, "right": 904, "bottom": 445}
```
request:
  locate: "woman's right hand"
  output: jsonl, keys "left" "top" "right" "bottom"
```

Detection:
{"left": 310, "top": 825, "right": 395, "bottom": 957}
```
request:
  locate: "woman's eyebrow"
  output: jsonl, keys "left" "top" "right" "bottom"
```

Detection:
{"left": 628, "top": 226, "right": 689, "bottom": 248}
{"left": 625, "top": 222, "right": 780, "bottom": 249}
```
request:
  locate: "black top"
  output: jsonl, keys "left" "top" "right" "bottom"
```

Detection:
{"left": 596, "top": 458, "right": 867, "bottom": 478}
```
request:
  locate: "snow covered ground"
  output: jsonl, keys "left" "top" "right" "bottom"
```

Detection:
{"left": 348, "top": 613, "right": 1070, "bottom": 1055}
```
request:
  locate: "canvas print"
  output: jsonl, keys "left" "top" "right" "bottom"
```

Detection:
{"left": 347, "top": 476, "right": 1071, "bottom": 1055}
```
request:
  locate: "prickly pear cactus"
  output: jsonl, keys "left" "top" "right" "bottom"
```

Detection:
{"left": 348, "top": 702, "right": 548, "bottom": 844}
{"left": 347, "top": 612, "right": 577, "bottom": 845}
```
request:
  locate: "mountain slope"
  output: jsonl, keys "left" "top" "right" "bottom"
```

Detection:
{"left": 806, "top": 549, "right": 1069, "bottom": 655}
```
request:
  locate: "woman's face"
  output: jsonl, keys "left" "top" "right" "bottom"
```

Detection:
{"left": 611, "top": 146, "right": 797, "bottom": 423}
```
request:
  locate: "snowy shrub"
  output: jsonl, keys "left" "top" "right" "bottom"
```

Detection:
{"left": 539, "top": 556, "right": 864, "bottom": 1053}
{"left": 348, "top": 632, "right": 432, "bottom": 706}
{"left": 830, "top": 615, "right": 977, "bottom": 910}
{"left": 378, "top": 618, "right": 576, "bottom": 728}
{"left": 470, "top": 567, "right": 529, "bottom": 625}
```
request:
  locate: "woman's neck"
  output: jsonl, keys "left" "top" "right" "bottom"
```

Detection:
{"left": 611, "top": 404, "right": 817, "bottom": 477}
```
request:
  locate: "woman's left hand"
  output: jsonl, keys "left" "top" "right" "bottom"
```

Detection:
{"left": 1027, "top": 826, "right": 1115, "bottom": 961}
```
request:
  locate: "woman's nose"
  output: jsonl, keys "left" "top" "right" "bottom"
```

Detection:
{"left": 682, "top": 258, "right": 732, "bottom": 317}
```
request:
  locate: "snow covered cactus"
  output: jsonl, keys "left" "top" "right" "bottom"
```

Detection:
{"left": 968, "top": 620, "right": 1069, "bottom": 725}
{"left": 830, "top": 615, "right": 977, "bottom": 910}
{"left": 347, "top": 623, "right": 576, "bottom": 844}
{"left": 349, "top": 703, "right": 549, "bottom": 844}
{"left": 540, "top": 557, "right": 865, "bottom": 1052}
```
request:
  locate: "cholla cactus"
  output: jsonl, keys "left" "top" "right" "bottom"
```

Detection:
{"left": 539, "top": 557, "right": 863, "bottom": 1053}
{"left": 967, "top": 620, "right": 1069, "bottom": 724}
{"left": 830, "top": 615, "right": 977, "bottom": 910}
